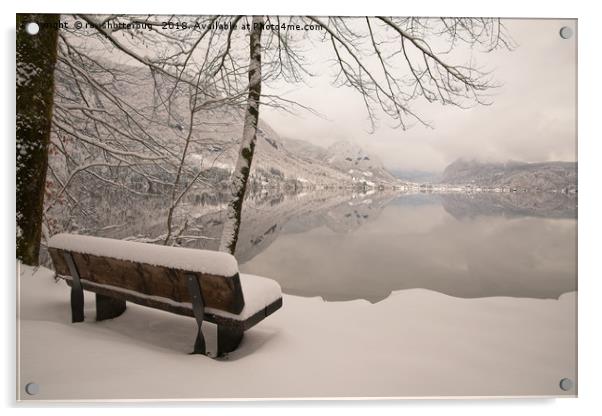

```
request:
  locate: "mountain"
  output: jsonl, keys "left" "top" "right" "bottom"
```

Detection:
{"left": 440, "top": 159, "right": 577, "bottom": 191}
{"left": 280, "top": 138, "right": 398, "bottom": 186}
{"left": 199, "top": 116, "right": 357, "bottom": 190}
{"left": 52, "top": 62, "right": 399, "bottom": 193}
{"left": 324, "top": 141, "right": 397, "bottom": 184}
{"left": 280, "top": 137, "right": 329, "bottom": 162}
{"left": 390, "top": 169, "right": 441, "bottom": 183}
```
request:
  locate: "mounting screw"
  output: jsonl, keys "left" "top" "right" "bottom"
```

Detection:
{"left": 25, "top": 22, "right": 39, "bottom": 35}
{"left": 559, "top": 26, "right": 573, "bottom": 40}
{"left": 559, "top": 378, "right": 574, "bottom": 391}
{"left": 25, "top": 382, "right": 39, "bottom": 395}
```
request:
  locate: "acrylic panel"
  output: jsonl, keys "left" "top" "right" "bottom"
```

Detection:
{"left": 16, "top": 14, "right": 577, "bottom": 400}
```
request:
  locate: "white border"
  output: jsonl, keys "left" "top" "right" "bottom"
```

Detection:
{"left": 3, "top": 0, "right": 601, "bottom": 415}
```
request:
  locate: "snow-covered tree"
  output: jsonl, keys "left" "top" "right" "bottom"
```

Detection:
{"left": 45, "top": 15, "right": 248, "bottom": 247}
{"left": 219, "top": 16, "right": 263, "bottom": 253}
{"left": 17, "top": 14, "right": 60, "bottom": 265}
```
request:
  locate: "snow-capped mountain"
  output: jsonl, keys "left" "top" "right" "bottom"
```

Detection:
{"left": 190, "top": 119, "right": 400, "bottom": 190}
{"left": 184, "top": 109, "right": 357, "bottom": 190}
{"left": 280, "top": 138, "right": 397, "bottom": 186}
{"left": 440, "top": 159, "right": 577, "bottom": 191}
{"left": 323, "top": 141, "right": 397, "bottom": 184}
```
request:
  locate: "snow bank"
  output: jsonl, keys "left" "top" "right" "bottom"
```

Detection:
{"left": 209, "top": 274, "right": 281, "bottom": 320}
{"left": 48, "top": 233, "right": 239, "bottom": 277}
{"left": 18, "top": 265, "right": 576, "bottom": 400}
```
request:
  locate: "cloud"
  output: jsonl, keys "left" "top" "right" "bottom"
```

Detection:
{"left": 261, "top": 18, "right": 577, "bottom": 172}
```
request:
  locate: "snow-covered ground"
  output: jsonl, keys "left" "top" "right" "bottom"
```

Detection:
{"left": 17, "top": 265, "right": 576, "bottom": 401}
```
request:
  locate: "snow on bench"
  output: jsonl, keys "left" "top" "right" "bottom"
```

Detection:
{"left": 47, "top": 233, "right": 282, "bottom": 357}
{"left": 48, "top": 233, "right": 239, "bottom": 277}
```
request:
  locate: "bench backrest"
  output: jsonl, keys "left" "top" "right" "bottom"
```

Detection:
{"left": 47, "top": 233, "right": 245, "bottom": 315}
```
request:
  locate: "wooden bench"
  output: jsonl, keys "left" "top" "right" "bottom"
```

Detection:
{"left": 47, "top": 233, "right": 282, "bottom": 357}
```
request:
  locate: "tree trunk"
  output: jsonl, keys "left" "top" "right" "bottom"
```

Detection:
{"left": 16, "top": 14, "right": 60, "bottom": 265}
{"left": 219, "top": 16, "right": 263, "bottom": 255}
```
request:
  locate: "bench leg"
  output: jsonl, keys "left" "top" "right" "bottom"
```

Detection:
{"left": 217, "top": 326, "right": 244, "bottom": 356}
{"left": 96, "top": 294, "right": 126, "bottom": 321}
{"left": 192, "top": 327, "right": 207, "bottom": 355}
{"left": 186, "top": 273, "right": 206, "bottom": 355}
{"left": 70, "top": 286, "right": 84, "bottom": 323}
{"left": 63, "top": 252, "right": 84, "bottom": 323}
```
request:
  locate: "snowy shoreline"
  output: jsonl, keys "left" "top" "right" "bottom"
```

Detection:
{"left": 18, "top": 265, "right": 576, "bottom": 401}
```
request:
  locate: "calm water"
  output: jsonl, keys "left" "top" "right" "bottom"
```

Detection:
{"left": 236, "top": 192, "right": 577, "bottom": 302}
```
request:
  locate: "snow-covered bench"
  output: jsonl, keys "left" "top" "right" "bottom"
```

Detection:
{"left": 47, "top": 233, "right": 282, "bottom": 357}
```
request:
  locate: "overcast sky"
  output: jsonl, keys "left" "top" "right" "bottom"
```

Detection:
{"left": 261, "top": 18, "right": 577, "bottom": 172}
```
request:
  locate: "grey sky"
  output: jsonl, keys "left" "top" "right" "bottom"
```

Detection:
{"left": 262, "top": 18, "right": 577, "bottom": 172}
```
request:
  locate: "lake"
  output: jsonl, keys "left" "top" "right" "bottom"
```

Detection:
{"left": 236, "top": 191, "right": 577, "bottom": 302}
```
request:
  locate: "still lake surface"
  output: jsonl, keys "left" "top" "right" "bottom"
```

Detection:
{"left": 235, "top": 191, "right": 577, "bottom": 302}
